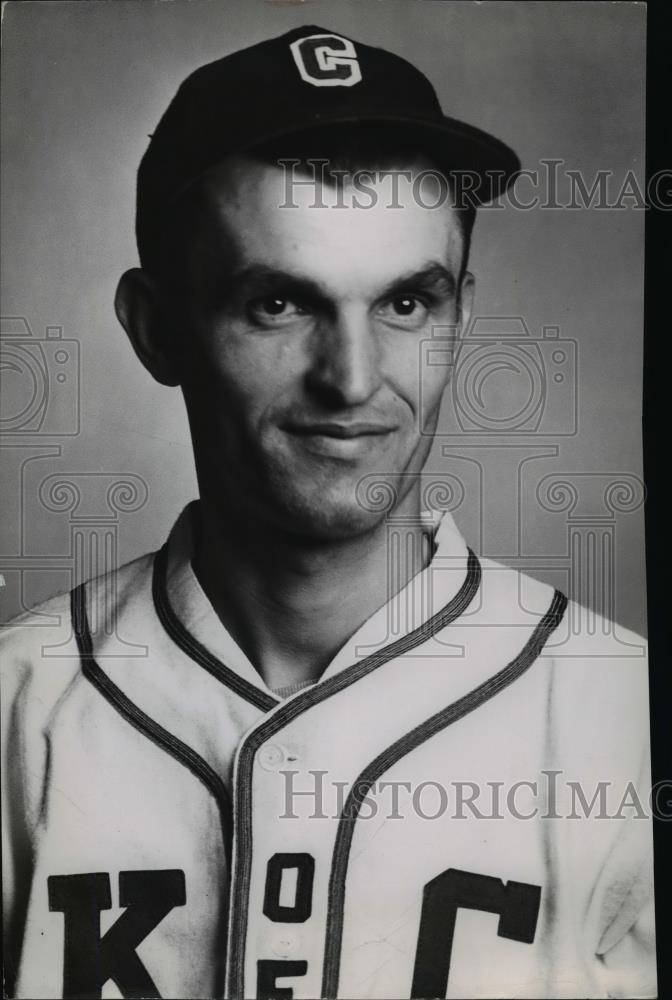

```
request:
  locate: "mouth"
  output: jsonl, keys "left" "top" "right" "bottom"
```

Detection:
{"left": 285, "top": 422, "right": 396, "bottom": 439}
{"left": 282, "top": 421, "right": 397, "bottom": 459}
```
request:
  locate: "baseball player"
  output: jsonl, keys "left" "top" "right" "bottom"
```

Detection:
{"left": 1, "top": 24, "right": 656, "bottom": 1000}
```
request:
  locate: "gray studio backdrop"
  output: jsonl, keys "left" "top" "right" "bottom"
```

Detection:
{"left": 1, "top": 0, "right": 647, "bottom": 635}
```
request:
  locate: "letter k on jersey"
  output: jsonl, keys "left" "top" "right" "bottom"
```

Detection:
{"left": 290, "top": 34, "right": 362, "bottom": 87}
{"left": 47, "top": 870, "right": 186, "bottom": 999}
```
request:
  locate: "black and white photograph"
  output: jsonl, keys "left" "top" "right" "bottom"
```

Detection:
{"left": 1, "top": 2, "right": 661, "bottom": 997}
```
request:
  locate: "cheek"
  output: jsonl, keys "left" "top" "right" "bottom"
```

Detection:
{"left": 383, "top": 337, "right": 453, "bottom": 428}
{"left": 416, "top": 371, "right": 450, "bottom": 436}
{"left": 186, "top": 329, "right": 306, "bottom": 421}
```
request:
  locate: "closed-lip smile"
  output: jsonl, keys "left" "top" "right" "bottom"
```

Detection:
{"left": 285, "top": 422, "right": 395, "bottom": 438}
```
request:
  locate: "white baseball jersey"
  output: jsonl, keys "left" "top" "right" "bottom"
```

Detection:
{"left": 2, "top": 503, "right": 656, "bottom": 999}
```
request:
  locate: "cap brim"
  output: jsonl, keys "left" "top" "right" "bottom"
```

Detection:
{"left": 227, "top": 111, "right": 520, "bottom": 206}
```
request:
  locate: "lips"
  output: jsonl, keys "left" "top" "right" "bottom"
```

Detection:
{"left": 285, "top": 422, "right": 395, "bottom": 439}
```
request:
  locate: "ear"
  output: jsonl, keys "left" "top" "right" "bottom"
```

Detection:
{"left": 458, "top": 270, "right": 474, "bottom": 331}
{"left": 114, "top": 268, "right": 181, "bottom": 387}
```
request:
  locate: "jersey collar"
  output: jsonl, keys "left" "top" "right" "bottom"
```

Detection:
{"left": 158, "top": 500, "right": 473, "bottom": 697}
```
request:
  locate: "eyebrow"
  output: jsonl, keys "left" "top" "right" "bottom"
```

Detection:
{"left": 378, "top": 263, "right": 457, "bottom": 300}
{"left": 226, "top": 261, "right": 457, "bottom": 304}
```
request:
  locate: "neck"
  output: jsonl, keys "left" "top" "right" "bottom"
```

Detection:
{"left": 192, "top": 494, "right": 433, "bottom": 690}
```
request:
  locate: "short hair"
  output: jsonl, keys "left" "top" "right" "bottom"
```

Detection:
{"left": 150, "top": 122, "right": 477, "bottom": 292}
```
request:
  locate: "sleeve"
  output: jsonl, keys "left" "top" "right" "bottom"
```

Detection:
{"left": 2, "top": 656, "right": 43, "bottom": 997}
{"left": 545, "top": 615, "right": 657, "bottom": 999}
{"left": 596, "top": 858, "right": 657, "bottom": 998}
{"left": 1, "top": 607, "right": 79, "bottom": 998}
{"left": 592, "top": 746, "right": 658, "bottom": 998}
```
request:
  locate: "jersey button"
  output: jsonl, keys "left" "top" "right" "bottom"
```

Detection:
{"left": 271, "top": 931, "right": 300, "bottom": 957}
{"left": 258, "top": 743, "right": 287, "bottom": 771}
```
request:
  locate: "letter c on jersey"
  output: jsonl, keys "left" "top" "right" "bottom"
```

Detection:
{"left": 47, "top": 869, "right": 186, "bottom": 999}
{"left": 290, "top": 35, "right": 362, "bottom": 87}
{"left": 412, "top": 868, "right": 541, "bottom": 998}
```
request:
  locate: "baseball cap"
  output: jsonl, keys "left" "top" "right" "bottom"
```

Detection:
{"left": 136, "top": 24, "right": 521, "bottom": 269}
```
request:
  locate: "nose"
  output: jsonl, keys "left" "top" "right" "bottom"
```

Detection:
{"left": 306, "top": 307, "right": 383, "bottom": 408}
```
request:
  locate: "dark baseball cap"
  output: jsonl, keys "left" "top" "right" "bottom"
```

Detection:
{"left": 136, "top": 24, "right": 521, "bottom": 269}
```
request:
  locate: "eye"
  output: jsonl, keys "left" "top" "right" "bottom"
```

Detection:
{"left": 247, "top": 296, "right": 308, "bottom": 327}
{"left": 392, "top": 296, "right": 420, "bottom": 315}
{"left": 377, "top": 295, "right": 430, "bottom": 329}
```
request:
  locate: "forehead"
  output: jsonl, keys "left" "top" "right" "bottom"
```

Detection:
{"left": 190, "top": 154, "right": 464, "bottom": 293}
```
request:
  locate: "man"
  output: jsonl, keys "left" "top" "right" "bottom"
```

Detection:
{"left": 1, "top": 24, "right": 655, "bottom": 1000}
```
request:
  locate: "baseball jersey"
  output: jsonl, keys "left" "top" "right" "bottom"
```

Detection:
{"left": 1, "top": 502, "right": 656, "bottom": 999}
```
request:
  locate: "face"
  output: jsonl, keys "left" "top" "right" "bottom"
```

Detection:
{"left": 164, "top": 155, "right": 473, "bottom": 540}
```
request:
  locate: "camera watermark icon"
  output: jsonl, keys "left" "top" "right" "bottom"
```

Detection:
{"left": 421, "top": 317, "right": 577, "bottom": 437}
{"left": 0, "top": 317, "right": 80, "bottom": 436}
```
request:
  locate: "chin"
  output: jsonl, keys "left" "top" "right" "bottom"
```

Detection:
{"left": 272, "top": 485, "right": 388, "bottom": 543}
{"left": 239, "top": 449, "right": 416, "bottom": 541}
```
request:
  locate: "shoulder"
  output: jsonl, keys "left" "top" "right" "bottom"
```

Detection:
{"left": 1, "top": 551, "right": 159, "bottom": 838}
{"left": 0, "top": 550, "right": 156, "bottom": 712}
{"left": 1, "top": 588, "right": 79, "bottom": 715}
{"left": 476, "top": 553, "right": 647, "bottom": 657}
{"left": 472, "top": 556, "right": 649, "bottom": 738}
